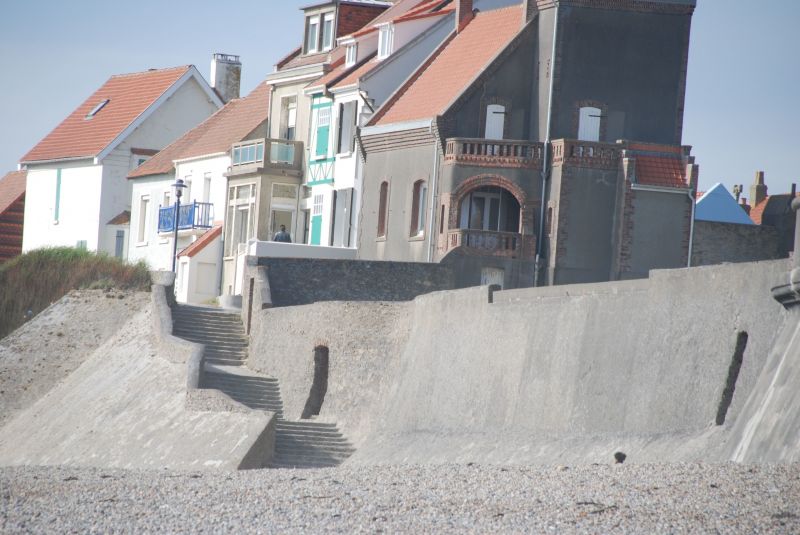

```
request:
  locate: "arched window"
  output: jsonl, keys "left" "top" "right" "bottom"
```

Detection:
{"left": 377, "top": 181, "right": 389, "bottom": 238}
{"left": 578, "top": 106, "right": 601, "bottom": 142}
{"left": 410, "top": 180, "right": 428, "bottom": 237}
{"left": 484, "top": 104, "right": 506, "bottom": 140}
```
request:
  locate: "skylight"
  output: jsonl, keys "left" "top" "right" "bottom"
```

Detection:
{"left": 85, "top": 99, "right": 110, "bottom": 119}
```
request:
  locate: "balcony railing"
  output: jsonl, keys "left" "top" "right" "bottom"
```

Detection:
{"left": 447, "top": 228, "right": 521, "bottom": 257}
{"left": 551, "top": 139, "right": 621, "bottom": 169}
{"left": 158, "top": 201, "right": 214, "bottom": 233}
{"left": 229, "top": 138, "right": 304, "bottom": 176}
{"left": 444, "top": 138, "right": 544, "bottom": 168}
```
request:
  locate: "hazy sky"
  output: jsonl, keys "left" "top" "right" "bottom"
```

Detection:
{"left": 1, "top": 0, "right": 798, "bottom": 198}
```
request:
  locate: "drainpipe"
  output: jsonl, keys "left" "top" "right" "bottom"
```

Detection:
{"left": 687, "top": 189, "right": 696, "bottom": 267}
{"left": 533, "top": 2, "right": 559, "bottom": 287}
{"left": 427, "top": 119, "right": 441, "bottom": 263}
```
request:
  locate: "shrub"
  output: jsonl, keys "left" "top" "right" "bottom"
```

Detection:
{"left": 0, "top": 247, "right": 150, "bottom": 339}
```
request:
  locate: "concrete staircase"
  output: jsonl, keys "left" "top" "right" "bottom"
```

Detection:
{"left": 172, "top": 304, "right": 355, "bottom": 469}
{"left": 171, "top": 306, "right": 248, "bottom": 366}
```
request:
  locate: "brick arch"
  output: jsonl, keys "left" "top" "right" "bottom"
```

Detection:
{"left": 451, "top": 174, "right": 528, "bottom": 206}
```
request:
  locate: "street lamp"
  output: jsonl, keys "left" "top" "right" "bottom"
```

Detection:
{"left": 171, "top": 178, "right": 188, "bottom": 273}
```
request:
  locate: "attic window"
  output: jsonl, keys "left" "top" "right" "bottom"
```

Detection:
{"left": 86, "top": 99, "right": 110, "bottom": 119}
{"left": 345, "top": 43, "right": 358, "bottom": 67}
{"left": 378, "top": 24, "right": 394, "bottom": 59}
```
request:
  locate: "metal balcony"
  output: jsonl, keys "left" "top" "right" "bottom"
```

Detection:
{"left": 158, "top": 201, "right": 214, "bottom": 233}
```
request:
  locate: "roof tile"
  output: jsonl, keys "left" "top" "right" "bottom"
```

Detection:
{"left": 635, "top": 155, "right": 687, "bottom": 189}
{"left": 178, "top": 225, "right": 222, "bottom": 258}
{"left": 21, "top": 66, "right": 193, "bottom": 163}
{"left": 0, "top": 170, "right": 26, "bottom": 215}
{"left": 373, "top": 6, "right": 523, "bottom": 126}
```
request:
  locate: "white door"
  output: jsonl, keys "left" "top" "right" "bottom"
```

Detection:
{"left": 578, "top": 106, "right": 601, "bottom": 142}
{"left": 485, "top": 104, "right": 506, "bottom": 140}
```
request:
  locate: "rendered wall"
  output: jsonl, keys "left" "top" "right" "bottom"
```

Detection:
{"left": 248, "top": 258, "right": 794, "bottom": 464}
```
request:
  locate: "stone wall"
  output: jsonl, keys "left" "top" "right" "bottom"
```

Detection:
{"left": 692, "top": 220, "right": 781, "bottom": 267}
{"left": 248, "top": 256, "right": 456, "bottom": 307}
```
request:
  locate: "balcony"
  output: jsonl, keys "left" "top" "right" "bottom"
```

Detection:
{"left": 228, "top": 138, "right": 304, "bottom": 177}
{"left": 444, "top": 138, "right": 543, "bottom": 169}
{"left": 446, "top": 228, "right": 523, "bottom": 258}
{"left": 551, "top": 139, "right": 621, "bottom": 170}
{"left": 158, "top": 201, "right": 214, "bottom": 233}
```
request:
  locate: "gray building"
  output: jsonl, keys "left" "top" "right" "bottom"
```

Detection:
{"left": 358, "top": 0, "right": 698, "bottom": 288}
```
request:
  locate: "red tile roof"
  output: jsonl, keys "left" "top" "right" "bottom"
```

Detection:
{"left": 21, "top": 66, "right": 194, "bottom": 163}
{"left": 635, "top": 156, "right": 688, "bottom": 189}
{"left": 107, "top": 211, "right": 131, "bottom": 225}
{"left": 0, "top": 170, "right": 26, "bottom": 215}
{"left": 128, "top": 82, "right": 270, "bottom": 179}
{"left": 749, "top": 198, "right": 768, "bottom": 225}
{"left": 178, "top": 225, "right": 222, "bottom": 258}
{"left": 0, "top": 170, "right": 26, "bottom": 263}
{"left": 373, "top": 6, "right": 523, "bottom": 126}
{"left": 331, "top": 55, "right": 380, "bottom": 90}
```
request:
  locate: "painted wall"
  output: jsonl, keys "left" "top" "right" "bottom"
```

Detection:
{"left": 22, "top": 162, "right": 103, "bottom": 252}
{"left": 176, "top": 234, "right": 222, "bottom": 304}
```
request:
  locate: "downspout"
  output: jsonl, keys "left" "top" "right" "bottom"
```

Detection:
{"left": 533, "top": 1, "right": 559, "bottom": 287}
{"left": 427, "top": 118, "right": 440, "bottom": 263}
{"left": 687, "top": 189, "right": 696, "bottom": 267}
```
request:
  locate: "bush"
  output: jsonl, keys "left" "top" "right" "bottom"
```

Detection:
{"left": 0, "top": 247, "right": 150, "bottom": 339}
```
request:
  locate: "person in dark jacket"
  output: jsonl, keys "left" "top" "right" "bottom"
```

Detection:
{"left": 273, "top": 224, "right": 292, "bottom": 243}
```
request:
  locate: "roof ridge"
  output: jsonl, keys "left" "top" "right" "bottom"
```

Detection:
{"left": 109, "top": 65, "right": 193, "bottom": 79}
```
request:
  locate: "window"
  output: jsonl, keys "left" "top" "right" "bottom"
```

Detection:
{"left": 337, "top": 101, "right": 358, "bottom": 154}
{"left": 203, "top": 172, "right": 212, "bottom": 203}
{"left": 85, "top": 99, "right": 110, "bottom": 119}
{"left": 485, "top": 104, "right": 506, "bottom": 140}
{"left": 137, "top": 196, "right": 150, "bottom": 243}
{"left": 345, "top": 43, "right": 358, "bottom": 67}
{"left": 286, "top": 101, "right": 297, "bottom": 140}
{"left": 378, "top": 24, "right": 394, "bottom": 59}
{"left": 162, "top": 191, "right": 171, "bottom": 209}
{"left": 322, "top": 13, "right": 335, "bottom": 51}
{"left": 578, "top": 106, "right": 601, "bottom": 142}
{"left": 232, "top": 141, "right": 264, "bottom": 165}
{"left": 224, "top": 184, "right": 256, "bottom": 257}
{"left": 306, "top": 16, "right": 320, "bottom": 53}
{"left": 377, "top": 181, "right": 389, "bottom": 237}
{"left": 313, "top": 194, "right": 324, "bottom": 216}
{"left": 410, "top": 180, "right": 427, "bottom": 237}
{"left": 315, "top": 107, "right": 332, "bottom": 159}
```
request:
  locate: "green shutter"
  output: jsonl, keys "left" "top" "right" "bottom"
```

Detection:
{"left": 310, "top": 215, "right": 322, "bottom": 245}
{"left": 316, "top": 123, "right": 330, "bottom": 158}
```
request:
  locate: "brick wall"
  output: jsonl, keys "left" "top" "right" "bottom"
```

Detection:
{"left": 337, "top": 4, "right": 388, "bottom": 38}
{"left": 249, "top": 257, "right": 456, "bottom": 308}
{"left": 692, "top": 221, "right": 782, "bottom": 267}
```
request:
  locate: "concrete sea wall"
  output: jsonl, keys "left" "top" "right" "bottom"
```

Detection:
{"left": 250, "top": 259, "right": 795, "bottom": 464}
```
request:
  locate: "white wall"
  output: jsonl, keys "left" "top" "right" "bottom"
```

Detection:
{"left": 22, "top": 162, "right": 103, "bottom": 252}
{"left": 176, "top": 233, "right": 222, "bottom": 304}
{"left": 174, "top": 155, "right": 229, "bottom": 213}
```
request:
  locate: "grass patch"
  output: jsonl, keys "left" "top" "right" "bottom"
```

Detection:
{"left": 0, "top": 247, "right": 150, "bottom": 339}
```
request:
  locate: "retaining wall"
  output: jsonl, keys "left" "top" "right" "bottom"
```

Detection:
{"left": 249, "top": 258, "right": 795, "bottom": 464}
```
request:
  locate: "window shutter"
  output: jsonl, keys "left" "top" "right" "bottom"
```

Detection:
{"left": 316, "top": 108, "right": 331, "bottom": 158}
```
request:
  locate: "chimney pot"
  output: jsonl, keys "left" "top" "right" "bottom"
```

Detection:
{"left": 792, "top": 183, "right": 797, "bottom": 197}
{"left": 750, "top": 171, "right": 768, "bottom": 207}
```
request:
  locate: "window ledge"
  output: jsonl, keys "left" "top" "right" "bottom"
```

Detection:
{"left": 135, "top": 241, "right": 148, "bottom": 247}
{"left": 408, "top": 234, "right": 425, "bottom": 242}
{"left": 376, "top": 236, "right": 387, "bottom": 242}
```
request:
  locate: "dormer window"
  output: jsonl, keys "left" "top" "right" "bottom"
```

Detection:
{"left": 345, "top": 43, "right": 358, "bottom": 67}
{"left": 378, "top": 24, "right": 394, "bottom": 59}
{"left": 305, "top": 11, "right": 336, "bottom": 54}
{"left": 85, "top": 99, "right": 110, "bottom": 119}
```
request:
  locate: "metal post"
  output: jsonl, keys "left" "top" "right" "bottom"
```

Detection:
{"left": 171, "top": 179, "right": 187, "bottom": 273}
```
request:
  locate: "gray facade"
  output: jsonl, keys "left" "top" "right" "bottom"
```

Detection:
{"left": 359, "top": 0, "right": 697, "bottom": 288}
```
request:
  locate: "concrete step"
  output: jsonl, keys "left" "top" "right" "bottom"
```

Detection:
{"left": 173, "top": 328, "right": 247, "bottom": 340}
{"left": 203, "top": 351, "right": 248, "bottom": 359}
{"left": 173, "top": 314, "right": 242, "bottom": 324}
{"left": 269, "top": 460, "right": 341, "bottom": 469}
{"left": 179, "top": 337, "right": 248, "bottom": 347}
{"left": 204, "top": 358, "right": 245, "bottom": 367}
{"left": 275, "top": 442, "right": 355, "bottom": 454}
{"left": 174, "top": 307, "right": 241, "bottom": 318}
{"left": 278, "top": 420, "right": 338, "bottom": 429}
{"left": 204, "top": 373, "right": 277, "bottom": 384}
{"left": 270, "top": 454, "right": 346, "bottom": 467}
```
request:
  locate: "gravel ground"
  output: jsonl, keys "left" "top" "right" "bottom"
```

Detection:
{"left": 1, "top": 463, "right": 798, "bottom": 533}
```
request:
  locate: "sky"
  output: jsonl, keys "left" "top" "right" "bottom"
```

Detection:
{"left": 1, "top": 0, "right": 798, "bottom": 198}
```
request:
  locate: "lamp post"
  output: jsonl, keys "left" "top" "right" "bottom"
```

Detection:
{"left": 171, "top": 178, "right": 187, "bottom": 273}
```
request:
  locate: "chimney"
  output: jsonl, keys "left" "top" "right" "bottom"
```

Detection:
{"left": 740, "top": 197, "right": 751, "bottom": 215}
{"left": 456, "top": 0, "right": 474, "bottom": 33}
{"left": 210, "top": 53, "right": 242, "bottom": 104}
{"left": 792, "top": 183, "right": 797, "bottom": 197}
{"left": 750, "top": 170, "right": 768, "bottom": 207}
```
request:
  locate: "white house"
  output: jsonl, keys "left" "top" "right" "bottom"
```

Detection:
{"left": 127, "top": 69, "right": 269, "bottom": 304}
{"left": 19, "top": 65, "right": 223, "bottom": 258}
